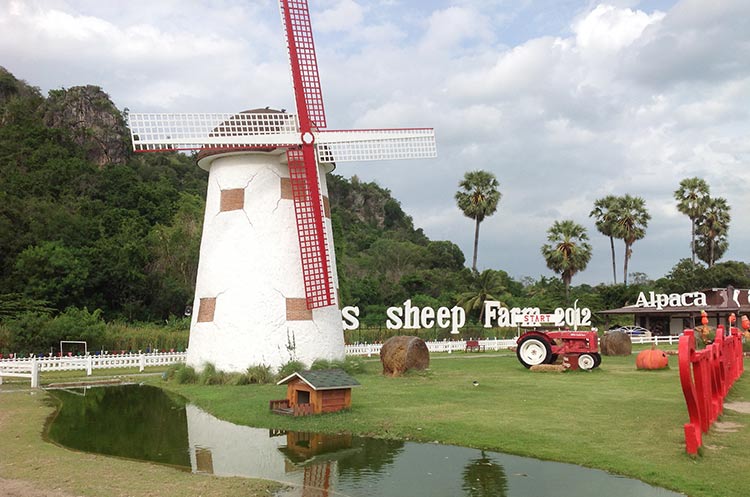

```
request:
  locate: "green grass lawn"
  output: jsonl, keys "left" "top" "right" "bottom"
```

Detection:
{"left": 165, "top": 352, "right": 750, "bottom": 497}
{"left": 1, "top": 351, "right": 748, "bottom": 497}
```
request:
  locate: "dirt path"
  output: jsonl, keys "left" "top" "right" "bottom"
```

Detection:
{"left": 0, "top": 478, "right": 78, "bottom": 497}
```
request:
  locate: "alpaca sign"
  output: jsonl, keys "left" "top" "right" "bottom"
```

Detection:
{"left": 634, "top": 291, "right": 707, "bottom": 310}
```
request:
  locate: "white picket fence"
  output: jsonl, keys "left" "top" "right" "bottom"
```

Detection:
{"left": 630, "top": 335, "right": 681, "bottom": 346}
{"left": 0, "top": 352, "right": 187, "bottom": 388}
{"left": 0, "top": 335, "right": 682, "bottom": 387}
{"left": 344, "top": 338, "right": 519, "bottom": 357}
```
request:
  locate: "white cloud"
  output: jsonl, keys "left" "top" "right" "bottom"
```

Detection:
{"left": 573, "top": 4, "right": 665, "bottom": 52}
{"left": 315, "top": 0, "right": 366, "bottom": 32}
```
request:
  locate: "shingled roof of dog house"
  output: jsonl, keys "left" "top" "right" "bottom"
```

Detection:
{"left": 276, "top": 369, "right": 360, "bottom": 414}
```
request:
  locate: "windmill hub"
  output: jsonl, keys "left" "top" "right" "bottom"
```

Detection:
{"left": 301, "top": 131, "right": 315, "bottom": 145}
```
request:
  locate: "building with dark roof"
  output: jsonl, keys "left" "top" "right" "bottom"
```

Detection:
{"left": 599, "top": 287, "right": 750, "bottom": 335}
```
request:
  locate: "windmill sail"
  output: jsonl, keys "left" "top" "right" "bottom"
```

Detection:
{"left": 280, "top": 0, "right": 326, "bottom": 130}
{"left": 127, "top": 112, "right": 436, "bottom": 161}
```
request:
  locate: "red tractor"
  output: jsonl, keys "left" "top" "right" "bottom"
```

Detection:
{"left": 516, "top": 329, "right": 601, "bottom": 370}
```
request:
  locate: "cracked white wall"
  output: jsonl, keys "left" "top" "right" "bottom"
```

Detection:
{"left": 187, "top": 151, "right": 345, "bottom": 373}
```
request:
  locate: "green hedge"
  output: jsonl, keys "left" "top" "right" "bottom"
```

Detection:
{"left": 0, "top": 307, "right": 188, "bottom": 355}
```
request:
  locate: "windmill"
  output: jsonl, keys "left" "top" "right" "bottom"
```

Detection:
{"left": 127, "top": 0, "right": 436, "bottom": 371}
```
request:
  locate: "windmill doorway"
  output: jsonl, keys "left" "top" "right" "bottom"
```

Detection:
{"left": 297, "top": 390, "right": 310, "bottom": 405}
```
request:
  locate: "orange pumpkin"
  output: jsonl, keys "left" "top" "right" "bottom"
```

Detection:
{"left": 636, "top": 346, "right": 669, "bottom": 370}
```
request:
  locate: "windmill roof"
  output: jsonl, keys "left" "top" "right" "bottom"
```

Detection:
{"left": 276, "top": 369, "right": 360, "bottom": 390}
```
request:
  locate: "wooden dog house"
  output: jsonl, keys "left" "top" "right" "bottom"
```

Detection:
{"left": 272, "top": 369, "right": 360, "bottom": 416}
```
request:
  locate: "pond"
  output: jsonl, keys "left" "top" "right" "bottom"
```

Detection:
{"left": 46, "top": 385, "right": 684, "bottom": 497}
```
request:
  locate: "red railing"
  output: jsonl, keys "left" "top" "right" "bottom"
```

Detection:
{"left": 679, "top": 325, "right": 744, "bottom": 454}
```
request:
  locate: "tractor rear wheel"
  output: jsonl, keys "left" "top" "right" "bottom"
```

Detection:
{"left": 516, "top": 335, "right": 552, "bottom": 368}
{"left": 578, "top": 353, "right": 596, "bottom": 370}
{"left": 592, "top": 353, "right": 602, "bottom": 368}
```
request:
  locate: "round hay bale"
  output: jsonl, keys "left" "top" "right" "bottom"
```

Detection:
{"left": 380, "top": 336, "right": 429, "bottom": 376}
{"left": 600, "top": 331, "right": 632, "bottom": 356}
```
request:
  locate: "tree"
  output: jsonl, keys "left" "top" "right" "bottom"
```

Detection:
{"left": 540, "top": 220, "right": 592, "bottom": 302}
{"left": 589, "top": 195, "right": 621, "bottom": 284}
{"left": 455, "top": 170, "right": 501, "bottom": 272}
{"left": 613, "top": 195, "right": 650, "bottom": 286}
{"left": 696, "top": 196, "right": 730, "bottom": 267}
{"left": 674, "top": 177, "right": 710, "bottom": 264}
{"left": 456, "top": 269, "right": 508, "bottom": 323}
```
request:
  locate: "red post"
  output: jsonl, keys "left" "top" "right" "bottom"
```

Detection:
{"left": 678, "top": 326, "right": 744, "bottom": 454}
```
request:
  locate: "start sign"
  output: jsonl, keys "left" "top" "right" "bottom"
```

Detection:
{"left": 520, "top": 313, "right": 557, "bottom": 326}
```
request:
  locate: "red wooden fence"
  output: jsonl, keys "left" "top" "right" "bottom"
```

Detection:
{"left": 678, "top": 325, "right": 744, "bottom": 455}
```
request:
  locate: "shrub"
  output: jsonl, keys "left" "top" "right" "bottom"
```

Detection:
{"left": 164, "top": 362, "right": 183, "bottom": 381}
{"left": 310, "top": 358, "right": 332, "bottom": 370}
{"left": 276, "top": 360, "right": 306, "bottom": 381}
{"left": 341, "top": 355, "right": 365, "bottom": 375}
{"left": 199, "top": 363, "right": 225, "bottom": 385}
{"left": 225, "top": 372, "right": 251, "bottom": 386}
{"left": 246, "top": 364, "right": 273, "bottom": 384}
{"left": 173, "top": 364, "right": 197, "bottom": 384}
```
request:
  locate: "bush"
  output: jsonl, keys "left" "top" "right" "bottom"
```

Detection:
{"left": 276, "top": 360, "right": 306, "bottom": 381}
{"left": 225, "top": 372, "right": 251, "bottom": 386}
{"left": 310, "top": 358, "right": 332, "bottom": 370}
{"left": 199, "top": 363, "right": 225, "bottom": 385}
{"left": 246, "top": 364, "right": 273, "bottom": 384}
{"left": 310, "top": 356, "right": 365, "bottom": 375}
{"left": 46, "top": 307, "right": 106, "bottom": 348}
{"left": 341, "top": 355, "right": 365, "bottom": 375}
{"left": 172, "top": 364, "right": 197, "bottom": 384}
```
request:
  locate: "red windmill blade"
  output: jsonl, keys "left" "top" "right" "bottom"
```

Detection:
{"left": 280, "top": 0, "right": 334, "bottom": 309}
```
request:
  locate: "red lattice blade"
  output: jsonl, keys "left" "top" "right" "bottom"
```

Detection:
{"left": 280, "top": 0, "right": 327, "bottom": 130}
{"left": 287, "top": 146, "right": 335, "bottom": 309}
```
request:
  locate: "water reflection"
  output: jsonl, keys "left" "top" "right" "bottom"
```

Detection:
{"left": 47, "top": 385, "right": 683, "bottom": 497}
{"left": 462, "top": 451, "right": 508, "bottom": 497}
{"left": 47, "top": 386, "right": 190, "bottom": 468}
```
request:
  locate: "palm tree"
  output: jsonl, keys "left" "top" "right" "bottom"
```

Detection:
{"left": 696, "top": 196, "right": 730, "bottom": 267}
{"left": 456, "top": 269, "right": 507, "bottom": 323}
{"left": 589, "top": 195, "right": 621, "bottom": 284}
{"left": 455, "top": 171, "right": 501, "bottom": 272}
{"left": 674, "top": 178, "right": 710, "bottom": 264}
{"left": 541, "top": 220, "right": 592, "bottom": 302}
{"left": 613, "top": 195, "right": 650, "bottom": 286}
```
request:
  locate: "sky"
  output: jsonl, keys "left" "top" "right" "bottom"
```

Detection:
{"left": 1, "top": 0, "right": 748, "bottom": 286}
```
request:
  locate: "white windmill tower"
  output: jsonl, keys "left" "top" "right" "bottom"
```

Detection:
{"left": 127, "top": 0, "right": 437, "bottom": 372}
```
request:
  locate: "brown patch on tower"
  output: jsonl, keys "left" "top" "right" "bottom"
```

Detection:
{"left": 220, "top": 188, "right": 245, "bottom": 212}
{"left": 286, "top": 297, "right": 313, "bottom": 321}
{"left": 280, "top": 177, "right": 293, "bottom": 200}
{"left": 197, "top": 297, "right": 217, "bottom": 323}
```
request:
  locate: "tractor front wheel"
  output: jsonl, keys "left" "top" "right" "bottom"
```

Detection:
{"left": 516, "top": 335, "right": 552, "bottom": 368}
{"left": 578, "top": 353, "right": 596, "bottom": 370}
